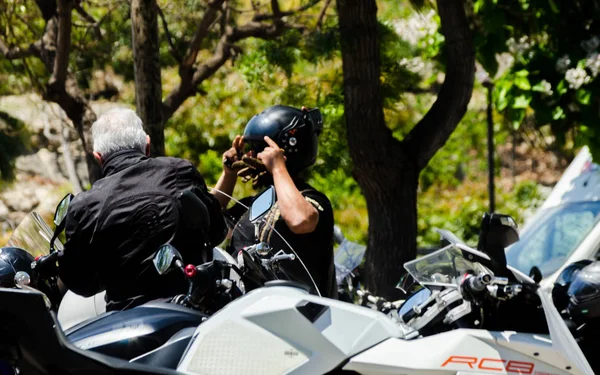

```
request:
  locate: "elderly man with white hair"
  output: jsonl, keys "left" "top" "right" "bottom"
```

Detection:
{"left": 58, "top": 107, "right": 226, "bottom": 311}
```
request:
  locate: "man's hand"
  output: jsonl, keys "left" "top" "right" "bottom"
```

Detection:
{"left": 222, "top": 135, "right": 244, "bottom": 176}
{"left": 257, "top": 136, "right": 287, "bottom": 174}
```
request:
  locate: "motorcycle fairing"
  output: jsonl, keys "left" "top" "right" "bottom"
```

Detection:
{"left": 344, "top": 329, "right": 582, "bottom": 375}
{"left": 0, "top": 287, "right": 181, "bottom": 375}
{"left": 176, "top": 284, "right": 409, "bottom": 375}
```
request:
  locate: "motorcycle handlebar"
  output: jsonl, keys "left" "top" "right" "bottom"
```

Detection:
{"left": 185, "top": 260, "right": 235, "bottom": 308}
{"left": 31, "top": 251, "right": 60, "bottom": 276}
{"left": 462, "top": 273, "right": 492, "bottom": 294}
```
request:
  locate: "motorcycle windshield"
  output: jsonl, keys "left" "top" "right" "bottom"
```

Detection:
{"left": 210, "top": 186, "right": 322, "bottom": 297}
{"left": 402, "top": 244, "right": 493, "bottom": 288}
{"left": 334, "top": 239, "right": 366, "bottom": 285}
{"left": 402, "top": 242, "right": 594, "bottom": 374}
{"left": 6, "top": 212, "right": 60, "bottom": 259}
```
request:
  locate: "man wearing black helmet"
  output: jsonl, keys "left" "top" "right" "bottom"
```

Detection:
{"left": 213, "top": 105, "right": 337, "bottom": 298}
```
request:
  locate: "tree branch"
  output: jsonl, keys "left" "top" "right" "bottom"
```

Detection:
{"left": 156, "top": 3, "right": 182, "bottom": 63}
{"left": 163, "top": 20, "right": 286, "bottom": 121}
{"left": 270, "top": 0, "right": 282, "bottom": 16}
{"left": 220, "top": 1, "right": 229, "bottom": 36}
{"left": 253, "top": 0, "right": 320, "bottom": 21}
{"left": 181, "top": 0, "right": 226, "bottom": 69}
{"left": 49, "top": 0, "right": 73, "bottom": 89}
{"left": 73, "top": 0, "right": 102, "bottom": 39}
{"left": 0, "top": 38, "right": 41, "bottom": 59}
{"left": 315, "top": 0, "right": 332, "bottom": 30}
{"left": 187, "top": 21, "right": 284, "bottom": 85}
{"left": 228, "top": 21, "right": 283, "bottom": 42}
{"left": 402, "top": 0, "right": 475, "bottom": 171}
{"left": 74, "top": 1, "right": 97, "bottom": 24}
{"left": 404, "top": 83, "right": 442, "bottom": 95}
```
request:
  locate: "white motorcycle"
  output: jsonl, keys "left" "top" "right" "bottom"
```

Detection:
{"left": 0, "top": 186, "right": 594, "bottom": 375}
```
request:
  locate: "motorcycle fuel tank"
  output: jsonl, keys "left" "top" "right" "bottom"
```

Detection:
{"left": 65, "top": 301, "right": 208, "bottom": 361}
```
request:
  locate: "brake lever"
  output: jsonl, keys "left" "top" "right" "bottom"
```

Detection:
{"left": 266, "top": 252, "right": 296, "bottom": 265}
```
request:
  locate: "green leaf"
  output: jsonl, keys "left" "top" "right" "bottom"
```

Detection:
{"left": 511, "top": 109, "right": 526, "bottom": 129}
{"left": 474, "top": 0, "right": 484, "bottom": 13}
{"left": 515, "top": 69, "right": 529, "bottom": 77}
{"left": 514, "top": 76, "right": 531, "bottom": 90}
{"left": 552, "top": 106, "right": 565, "bottom": 120}
{"left": 512, "top": 94, "right": 531, "bottom": 108}
{"left": 547, "top": 0, "right": 559, "bottom": 13}
{"left": 576, "top": 89, "right": 591, "bottom": 105}
{"left": 556, "top": 80, "right": 568, "bottom": 95}
{"left": 495, "top": 81, "right": 513, "bottom": 111}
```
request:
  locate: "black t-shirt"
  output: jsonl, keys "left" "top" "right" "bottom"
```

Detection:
{"left": 227, "top": 181, "right": 337, "bottom": 298}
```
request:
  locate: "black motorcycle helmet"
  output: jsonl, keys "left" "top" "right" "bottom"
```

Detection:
{"left": 243, "top": 105, "right": 323, "bottom": 174}
{"left": 565, "top": 261, "right": 600, "bottom": 323}
{"left": 0, "top": 246, "right": 37, "bottom": 288}
{"left": 552, "top": 259, "right": 594, "bottom": 312}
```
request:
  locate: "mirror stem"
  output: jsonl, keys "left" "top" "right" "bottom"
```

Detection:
{"left": 254, "top": 222, "right": 260, "bottom": 242}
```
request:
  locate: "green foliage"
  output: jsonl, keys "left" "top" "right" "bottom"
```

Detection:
{"left": 474, "top": 0, "right": 600, "bottom": 158}
{"left": 161, "top": 0, "right": 546, "bottom": 249}
{"left": 0, "top": 110, "right": 30, "bottom": 181}
{"left": 418, "top": 180, "right": 543, "bottom": 247}
{"left": 0, "top": 0, "right": 552, "bottom": 255}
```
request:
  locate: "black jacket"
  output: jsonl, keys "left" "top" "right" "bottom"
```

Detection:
{"left": 58, "top": 149, "right": 226, "bottom": 311}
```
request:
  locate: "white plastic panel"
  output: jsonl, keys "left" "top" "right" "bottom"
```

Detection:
{"left": 181, "top": 319, "right": 308, "bottom": 375}
{"left": 177, "top": 285, "right": 404, "bottom": 375}
{"left": 57, "top": 290, "right": 106, "bottom": 331}
{"left": 344, "top": 329, "right": 583, "bottom": 375}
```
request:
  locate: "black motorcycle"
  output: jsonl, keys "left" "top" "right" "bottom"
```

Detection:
{"left": 0, "top": 185, "right": 316, "bottom": 373}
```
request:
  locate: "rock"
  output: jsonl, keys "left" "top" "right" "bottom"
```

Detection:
{"left": 57, "top": 142, "right": 90, "bottom": 187}
{"left": 0, "top": 94, "right": 63, "bottom": 135}
{"left": 7, "top": 211, "right": 26, "bottom": 226}
{"left": 2, "top": 188, "right": 40, "bottom": 213}
{"left": 15, "top": 149, "right": 66, "bottom": 183}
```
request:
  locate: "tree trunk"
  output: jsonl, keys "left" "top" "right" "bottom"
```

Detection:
{"left": 337, "top": 0, "right": 414, "bottom": 298}
{"left": 35, "top": 0, "right": 102, "bottom": 184}
{"left": 131, "top": 0, "right": 164, "bottom": 156}
{"left": 337, "top": 0, "right": 474, "bottom": 299}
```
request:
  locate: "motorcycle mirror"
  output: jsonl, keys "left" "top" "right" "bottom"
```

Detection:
{"left": 476, "top": 213, "right": 519, "bottom": 275}
{"left": 53, "top": 193, "right": 73, "bottom": 227}
{"left": 249, "top": 186, "right": 276, "bottom": 223}
{"left": 529, "top": 266, "right": 543, "bottom": 284}
{"left": 49, "top": 193, "right": 74, "bottom": 253}
{"left": 153, "top": 244, "right": 183, "bottom": 275}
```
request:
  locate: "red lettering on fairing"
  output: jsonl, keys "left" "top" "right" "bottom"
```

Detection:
{"left": 441, "top": 356, "right": 478, "bottom": 368}
{"left": 479, "top": 358, "right": 506, "bottom": 371}
{"left": 441, "top": 356, "right": 535, "bottom": 374}
{"left": 506, "top": 360, "right": 535, "bottom": 374}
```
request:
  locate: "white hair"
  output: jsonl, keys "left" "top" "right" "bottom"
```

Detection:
{"left": 92, "top": 107, "right": 148, "bottom": 157}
